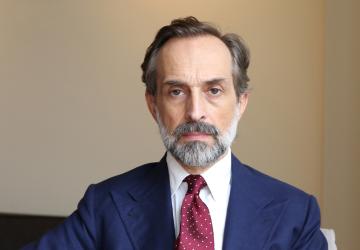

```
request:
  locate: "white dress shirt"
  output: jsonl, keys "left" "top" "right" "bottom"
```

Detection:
{"left": 167, "top": 149, "right": 232, "bottom": 250}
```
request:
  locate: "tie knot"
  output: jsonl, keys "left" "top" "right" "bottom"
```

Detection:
{"left": 184, "top": 175, "right": 207, "bottom": 195}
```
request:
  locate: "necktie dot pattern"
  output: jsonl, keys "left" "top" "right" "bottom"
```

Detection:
{"left": 174, "top": 175, "right": 214, "bottom": 250}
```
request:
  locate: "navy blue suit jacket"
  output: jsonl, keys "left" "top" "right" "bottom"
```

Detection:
{"left": 23, "top": 154, "right": 327, "bottom": 249}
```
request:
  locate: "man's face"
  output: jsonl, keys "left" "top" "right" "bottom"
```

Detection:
{"left": 146, "top": 35, "right": 248, "bottom": 169}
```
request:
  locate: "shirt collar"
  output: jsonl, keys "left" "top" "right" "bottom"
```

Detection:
{"left": 167, "top": 149, "right": 232, "bottom": 202}
{"left": 167, "top": 152, "right": 189, "bottom": 197}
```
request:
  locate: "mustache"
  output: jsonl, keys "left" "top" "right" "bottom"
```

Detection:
{"left": 172, "top": 121, "right": 220, "bottom": 139}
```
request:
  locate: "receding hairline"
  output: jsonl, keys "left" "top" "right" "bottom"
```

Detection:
{"left": 157, "top": 34, "right": 232, "bottom": 56}
{"left": 154, "top": 35, "right": 234, "bottom": 81}
{"left": 141, "top": 17, "right": 250, "bottom": 97}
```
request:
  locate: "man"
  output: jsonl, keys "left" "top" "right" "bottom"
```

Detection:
{"left": 23, "top": 17, "right": 327, "bottom": 250}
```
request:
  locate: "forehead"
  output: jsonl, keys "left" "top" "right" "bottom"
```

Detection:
{"left": 156, "top": 35, "right": 233, "bottom": 83}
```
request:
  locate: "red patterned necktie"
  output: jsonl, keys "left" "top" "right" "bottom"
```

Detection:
{"left": 174, "top": 175, "right": 214, "bottom": 250}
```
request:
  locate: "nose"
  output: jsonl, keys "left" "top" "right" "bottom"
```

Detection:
{"left": 186, "top": 91, "right": 206, "bottom": 122}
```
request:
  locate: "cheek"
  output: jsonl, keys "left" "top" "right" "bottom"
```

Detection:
{"left": 219, "top": 113, "right": 234, "bottom": 130}
{"left": 158, "top": 105, "right": 186, "bottom": 131}
{"left": 211, "top": 105, "right": 239, "bottom": 132}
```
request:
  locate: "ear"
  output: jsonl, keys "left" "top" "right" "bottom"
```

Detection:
{"left": 238, "top": 93, "right": 249, "bottom": 117}
{"left": 145, "top": 91, "right": 158, "bottom": 122}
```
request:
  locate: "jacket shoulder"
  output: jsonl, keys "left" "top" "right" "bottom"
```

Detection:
{"left": 232, "top": 155, "right": 312, "bottom": 202}
{"left": 89, "top": 161, "right": 163, "bottom": 198}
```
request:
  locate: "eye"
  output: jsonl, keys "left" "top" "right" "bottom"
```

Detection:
{"left": 170, "top": 89, "right": 184, "bottom": 96}
{"left": 208, "top": 87, "right": 222, "bottom": 96}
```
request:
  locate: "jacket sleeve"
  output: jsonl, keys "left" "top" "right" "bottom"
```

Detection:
{"left": 292, "top": 195, "right": 328, "bottom": 250}
{"left": 21, "top": 185, "right": 98, "bottom": 250}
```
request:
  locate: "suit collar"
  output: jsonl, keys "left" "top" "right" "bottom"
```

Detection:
{"left": 109, "top": 154, "right": 289, "bottom": 249}
{"left": 110, "top": 155, "right": 175, "bottom": 250}
{"left": 223, "top": 154, "right": 288, "bottom": 250}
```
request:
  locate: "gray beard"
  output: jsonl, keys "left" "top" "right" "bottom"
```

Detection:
{"left": 156, "top": 108, "right": 240, "bottom": 168}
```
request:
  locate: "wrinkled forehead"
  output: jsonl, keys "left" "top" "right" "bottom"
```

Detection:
{"left": 156, "top": 35, "right": 233, "bottom": 82}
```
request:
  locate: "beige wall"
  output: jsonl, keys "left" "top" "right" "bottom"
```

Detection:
{"left": 324, "top": 0, "right": 360, "bottom": 249}
{"left": 0, "top": 0, "right": 325, "bottom": 226}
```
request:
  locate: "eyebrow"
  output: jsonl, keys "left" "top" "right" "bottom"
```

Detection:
{"left": 163, "top": 79, "right": 185, "bottom": 86}
{"left": 163, "top": 77, "right": 228, "bottom": 86}
{"left": 204, "top": 77, "right": 227, "bottom": 85}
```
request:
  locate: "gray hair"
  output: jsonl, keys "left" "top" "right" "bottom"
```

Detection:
{"left": 141, "top": 16, "right": 250, "bottom": 97}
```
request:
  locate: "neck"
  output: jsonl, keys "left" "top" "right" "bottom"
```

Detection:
{"left": 181, "top": 164, "right": 210, "bottom": 175}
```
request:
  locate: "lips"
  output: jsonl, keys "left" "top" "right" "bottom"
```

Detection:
{"left": 181, "top": 132, "right": 211, "bottom": 141}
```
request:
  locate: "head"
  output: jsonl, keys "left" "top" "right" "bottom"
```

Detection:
{"left": 141, "top": 17, "right": 250, "bottom": 171}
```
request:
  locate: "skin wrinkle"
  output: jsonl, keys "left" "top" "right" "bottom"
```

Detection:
{"left": 146, "top": 36, "right": 249, "bottom": 174}
{"left": 155, "top": 105, "right": 240, "bottom": 169}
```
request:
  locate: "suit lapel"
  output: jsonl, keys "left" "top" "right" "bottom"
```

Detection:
{"left": 223, "top": 155, "right": 288, "bottom": 250}
{"left": 109, "top": 154, "right": 289, "bottom": 249}
{"left": 110, "top": 156, "right": 175, "bottom": 250}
